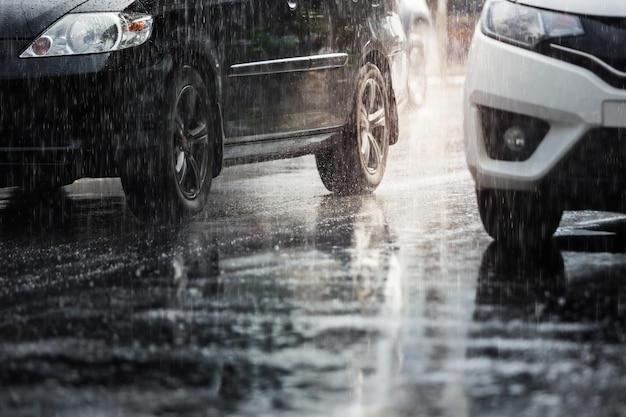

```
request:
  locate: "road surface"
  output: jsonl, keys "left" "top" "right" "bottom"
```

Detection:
{"left": 1, "top": 77, "right": 625, "bottom": 417}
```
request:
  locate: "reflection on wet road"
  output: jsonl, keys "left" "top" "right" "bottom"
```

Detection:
{"left": 470, "top": 239, "right": 626, "bottom": 417}
{"left": 1, "top": 79, "right": 625, "bottom": 417}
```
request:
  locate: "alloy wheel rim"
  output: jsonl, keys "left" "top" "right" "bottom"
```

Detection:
{"left": 172, "top": 85, "right": 210, "bottom": 200}
{"left": 357, "top": 76, "right": 387, "bottom": 175}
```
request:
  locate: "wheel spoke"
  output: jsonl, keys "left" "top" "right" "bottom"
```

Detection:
{"left": 188, "top": 123, "right": 208, "bottom": 145}
{"left": 365, "top": 131, "right": 382, "bottom": 171}
{"left": 360, "top": 128, "right": 370, "bottom": 155}
{"left": 368, "top": 107, "right": 386, "bottom": 128}
{"left": 186, "top": 152, "right": 202, "bottom": 194}
{"left": 176, "top": 151, "right": 201, "bottom": 199}
{"left": 369, "top": 132, "right": 383, "bottom": 166}
{"left": 359, "top": 105, "right": 368, "bottom": 125}
{"left": 175, "top": 150, "right": 185, "bottom": 174}
{"left": 174, "top": 112, "right": 185, "bottom": 137}
{"left": 365, "top": 79, "right": 377, "bottom": 113}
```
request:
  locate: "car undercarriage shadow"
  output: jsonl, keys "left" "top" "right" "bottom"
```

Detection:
{"left": 0, "top": 187, "right": 75, "bottom": 232}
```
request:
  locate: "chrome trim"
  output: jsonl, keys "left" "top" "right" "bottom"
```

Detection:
{"left": 226, "top": 125, "right": 342, "bottom": 145}
{"left": 229, "top": 53, "right": 348, "bottom": 77}
{"left": 309, "top": 53, "right": 349, "bottom": 70}
{"left": 550, "top": 43, "right": 626, "bottom": 79}
{"left": 0, "top": 140, "right": 81, "bottom": 152}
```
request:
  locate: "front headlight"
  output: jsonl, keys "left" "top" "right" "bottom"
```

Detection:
{"left": 482, "top": 0, "right": 584, "bottom": 49}
{"left": 20, "top": 12, "right": 153, "bottom": 58}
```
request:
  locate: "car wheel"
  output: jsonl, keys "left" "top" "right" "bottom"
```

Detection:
{"left": 316, "top": 63, "right": 391, "bottom": 195}
{"left": 477, "top": 189, "right": 563, "bottom": 248}
{"left": 121, "top": 66, "right": 214, "bottom": 222}
{"left": 408, "top": 41, "right": 427, "bottom": 108}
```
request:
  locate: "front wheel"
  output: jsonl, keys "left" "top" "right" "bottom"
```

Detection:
{"left": 121, "top": 66, "right": 214, "bottom": 223}
{"left": 316, "top": 63, "right": 392, "bottom": 195}
{"left": 477, "top": 189, "right": 563, "bottom": 248}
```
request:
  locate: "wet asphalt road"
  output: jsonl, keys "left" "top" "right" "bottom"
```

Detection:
{"left": 1, "top": 78, "right": 626, "bottom": 417}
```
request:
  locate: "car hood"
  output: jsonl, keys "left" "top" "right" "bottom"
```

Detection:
{"left": 516, "top": 0, "right": 626, "bottom": 17}
{"left": 0, "top": 0, "right": 89, "bottom": 39}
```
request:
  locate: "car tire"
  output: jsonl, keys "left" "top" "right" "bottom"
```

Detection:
{"left": 316, "top": 63, "right": 391, "bottom": 195}
{"left": 477, "top": 188, "right": 563, "bottom": 248}
{"left": 121, "top": 66, "right": 214, "bottom": 222}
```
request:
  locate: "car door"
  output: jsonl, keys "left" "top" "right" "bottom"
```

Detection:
{"left": 221, "top": 0, "right": 311, "bottom": 141}
{"left": 297, "top": 0, "right": 352, "bottom": 131}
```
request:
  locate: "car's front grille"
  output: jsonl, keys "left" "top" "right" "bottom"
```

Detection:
{"left": 555, "top": 128, "right": 626, "bottom": 183}
{"left": 542, "top": 16, "right": 626, "bottom": 89}
{"left": 547, "top": 44, "right": 626, "bottom": 89}
{"left": 549, "top": 128, "right": 626, "bottom": 210}
{"left": 1, "top": 78, "right": 75, "bottom": 144}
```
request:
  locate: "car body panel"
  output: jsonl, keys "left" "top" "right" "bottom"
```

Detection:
{"left": 220, "top": 0, "right": 351, "bottom": 140}
{"left": 516, "top": 0, "right": 626, "bottom": 17}
{"left": 465, "top": 0, "right": 626, "bottom": 213}
{"left": 464, "top": 30, "right": 607, "bottom": 190}
{"left": 1, "top": 0, "right": 89, "bottom": 38}
{"left": 72, "top": 0, "right": 139, "bottom": 13}
{"left": 0, "top": 0, "right": 408, "bottom": 189}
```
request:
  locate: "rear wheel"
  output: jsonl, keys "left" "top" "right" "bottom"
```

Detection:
{"left": 316, "top": 63, "right": 391, "bottom": 194}
{"left": 121, "top": 66, "right": 214, "bottom": 223}
{"left": 477, "top": 188, "right": 563, "bottom": 248}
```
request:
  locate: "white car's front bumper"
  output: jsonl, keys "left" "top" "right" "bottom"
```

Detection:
{"left": 464, "top": 27, "right": 626, "bottom": 192}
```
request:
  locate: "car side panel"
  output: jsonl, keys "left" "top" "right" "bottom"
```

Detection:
{"left": 221, "top": 0, "right": 313, "bottom": 140}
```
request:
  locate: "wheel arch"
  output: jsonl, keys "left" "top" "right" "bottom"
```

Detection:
{"left": 162, "top": 24, "right": 225, "bottom": 178}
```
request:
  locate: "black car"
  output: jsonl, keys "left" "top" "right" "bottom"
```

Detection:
{"left": 0, "top": 0, "right": 410, "bottom": 221}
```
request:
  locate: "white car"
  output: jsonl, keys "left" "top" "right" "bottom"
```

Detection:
{"left": 464, "top": 0, "right": 626, "bottom": 246}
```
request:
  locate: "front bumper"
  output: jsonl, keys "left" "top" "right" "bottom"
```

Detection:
{"left": 464, "top": 28, "right": 626, "bottom": 195}
{"left": 0, "top": 41, "right": 170, "bottom": 187}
